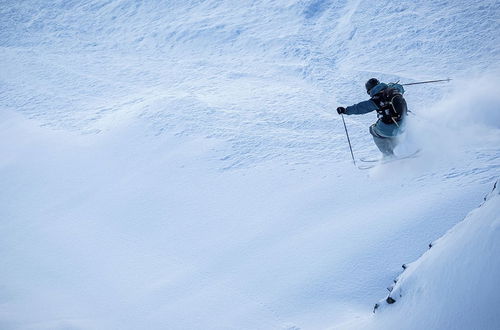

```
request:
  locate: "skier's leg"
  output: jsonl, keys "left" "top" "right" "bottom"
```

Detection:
{"left": 370, "top": 124, "right": 395, "bottom": 156}
{"left": 374, "top": 136, "right": 395, "bottom": 156}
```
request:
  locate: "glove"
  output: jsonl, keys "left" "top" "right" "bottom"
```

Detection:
{"left": 337, "top": 106, "right": 346, "bottom": 115}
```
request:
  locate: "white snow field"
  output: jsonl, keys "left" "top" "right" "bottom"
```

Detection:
{"left": 1, "top": 1, "right": 499, "bottom": 329}
{"left": 356, "top": 180, "right": 500, "bottom": 330}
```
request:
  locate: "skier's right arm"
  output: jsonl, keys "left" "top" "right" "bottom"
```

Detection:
{"left": 345, "top": 100, "right": 378, "bottom": 115}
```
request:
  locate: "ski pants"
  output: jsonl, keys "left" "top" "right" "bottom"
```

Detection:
{"left": 369, "top": 95, "right": 407, "bottom": 156}
{"left": 369, "top": 124, "right": 398, "bottom": 156}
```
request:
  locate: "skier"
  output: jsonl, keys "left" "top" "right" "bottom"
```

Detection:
{"left": 337, "top": 78, "right": 407, "bottom": 157}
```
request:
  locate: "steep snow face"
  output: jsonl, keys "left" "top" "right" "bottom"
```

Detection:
{"left": 1, "top": 1, "right": 500, "bottom": 330}
{"left": 346, "top": 180, "right": 500, "bottom": 329}
{"left": 2, "top": 0, "right": 500, "bottom": 167}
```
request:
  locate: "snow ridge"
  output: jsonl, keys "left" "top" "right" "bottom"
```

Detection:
{"left": 367, "top": 179, "right": 500, "bottom": 329}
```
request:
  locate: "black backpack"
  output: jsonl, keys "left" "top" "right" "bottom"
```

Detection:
{"left": 372, "top": 87, "right": 407, "bottom": 124}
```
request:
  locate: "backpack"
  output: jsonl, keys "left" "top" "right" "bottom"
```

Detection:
{"left": 372, "top": 83, "right": 407, "bottom": 125}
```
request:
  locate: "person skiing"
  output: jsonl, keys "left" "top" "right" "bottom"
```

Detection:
{"left": 337, "top": 78, "right": 407, "bottom": 157}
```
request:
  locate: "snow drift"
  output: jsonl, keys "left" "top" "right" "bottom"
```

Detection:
{"left": 368, "top": 179, "right": 500, "bottom": 329}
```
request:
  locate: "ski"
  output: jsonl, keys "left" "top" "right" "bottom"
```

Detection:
{"left": 358, "top": 149, "right": 421, "bottom": 170}
{"left": 360, "top": 157, "right": 382, "bottom": 163}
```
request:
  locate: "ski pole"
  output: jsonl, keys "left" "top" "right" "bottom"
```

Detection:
{"left": 402, "top": 78, "right": 451, "bottom": 86}
{"left": 341, "top": 114, "right": 356, "bottom": 166}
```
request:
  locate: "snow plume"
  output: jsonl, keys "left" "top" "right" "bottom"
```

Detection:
{"left": 432, "top": 76, "right": 500, "bottom": 131}
{"left": 407, "top": 75, "right": 500, "bottom": 162}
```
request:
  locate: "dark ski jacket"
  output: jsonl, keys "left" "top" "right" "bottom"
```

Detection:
{"left": 345, "top": 82, "right": 406, "bottom": 137}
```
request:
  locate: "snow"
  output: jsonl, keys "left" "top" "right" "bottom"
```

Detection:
{"left": 1, "top": 1, "right": 499, "bottom": 329}
{"left": 343, "top": 180, "right": 500, "bottom": 329}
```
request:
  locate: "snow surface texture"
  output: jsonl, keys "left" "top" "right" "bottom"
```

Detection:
{"left": 1, "top": 1, "right": 500, "bottom": 329}
{"left": 341, "top": 180, "right": 500, "bottom": 329}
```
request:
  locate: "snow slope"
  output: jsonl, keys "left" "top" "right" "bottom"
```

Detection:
{"left": 1, "top": 1, "right": 500, "bottom": 329}
{"left": 342, "top": 180, "right": 500, "bottom": 329}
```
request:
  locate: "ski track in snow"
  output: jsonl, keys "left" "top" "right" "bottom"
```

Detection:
{"left": 1, "top": 1, "right": 500, "bottom": 329}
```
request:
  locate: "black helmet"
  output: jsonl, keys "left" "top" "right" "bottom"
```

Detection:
{"left": 365, "top": 78, "right": 380, "bottom": 94}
